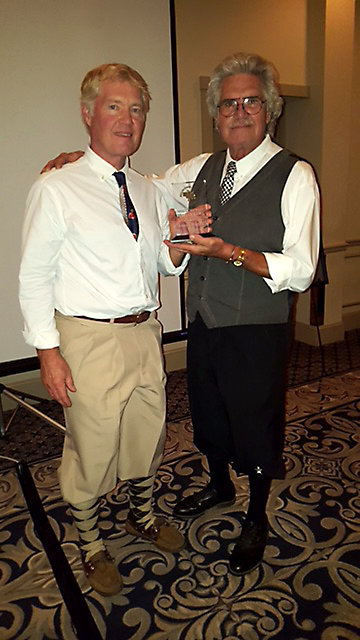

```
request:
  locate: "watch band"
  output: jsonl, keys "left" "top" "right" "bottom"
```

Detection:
{"left": 226, "top": 246, "right": 236, "bottom": 263}
{"left": 232, "top": 247, "right": 246, "bottom": 267}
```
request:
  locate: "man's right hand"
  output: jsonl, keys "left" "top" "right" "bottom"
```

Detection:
{"left": 41, "top": 150, "right": 84, "bottom": 173}
{"left": 37, "top": 347, "right": 76, "bottom": 407}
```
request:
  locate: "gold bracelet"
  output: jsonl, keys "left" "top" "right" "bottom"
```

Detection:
{"left": 226, "top": 246, "right": 236, "bottom": 263}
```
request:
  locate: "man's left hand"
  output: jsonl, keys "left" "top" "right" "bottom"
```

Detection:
{"left": 165, "top": 233, "right": 228, "bottom": 259}
{"left": 167, "top": 234, "right": 270, "bottom": 278}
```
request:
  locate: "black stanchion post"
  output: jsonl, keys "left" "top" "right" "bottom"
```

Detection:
{"left": 16, "top": 460, "right": 103, "bottom": 640}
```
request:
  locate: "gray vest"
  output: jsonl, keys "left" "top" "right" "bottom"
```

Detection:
{"left": 187, "top": 149, "right": 299, "bottom": 327}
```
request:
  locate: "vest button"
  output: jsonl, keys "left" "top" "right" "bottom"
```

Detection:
{"left": 203, "top": 256, "right": 208, "bottom": 261}
{"left": 200, "top": 276, "right": 205, "bottom": 281}
{"left": 213, "top": 216, "right": 218, "bottom": 221}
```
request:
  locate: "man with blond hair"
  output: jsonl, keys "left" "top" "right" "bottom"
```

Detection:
{"left": 19, "top": 63, "right": 210, "bottom": 595}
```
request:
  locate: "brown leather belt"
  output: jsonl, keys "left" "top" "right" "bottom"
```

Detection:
{"left": 75, "top": 311, "right": 150, "bottom": 324}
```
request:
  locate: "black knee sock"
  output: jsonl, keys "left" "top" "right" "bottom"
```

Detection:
{"left": 246, "top": 472, "right": 272, "bottom": 524}
{"left": 207, "top": 458, "right": 234, "bottom": 496}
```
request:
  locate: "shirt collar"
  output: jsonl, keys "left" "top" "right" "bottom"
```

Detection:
{"left": 225, "top": 134, "right": 273, "bottom": 174}
{"left": 84, "top": 146, "right": 129, "bottom": 181}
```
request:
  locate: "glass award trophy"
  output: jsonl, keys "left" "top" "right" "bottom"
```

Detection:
{"left": 171, "top": 180, "right": 212, "bottom": 243}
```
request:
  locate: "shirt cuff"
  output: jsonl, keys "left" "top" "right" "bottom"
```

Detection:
{"left": 22, "top": 329, "right": 60, "bottom": 350}
{"left": 263, "top": 252, "right": 293, "bottom": 293}
{"left": 161, "top": 246, "right": 190, "bottom": 276}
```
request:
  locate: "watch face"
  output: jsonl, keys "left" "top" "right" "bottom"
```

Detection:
{"left": 232, "top": 249, "right": 246, "bottom": 266}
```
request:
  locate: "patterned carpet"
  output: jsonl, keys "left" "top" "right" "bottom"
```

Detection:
{"left": 0, "top": 332, "right": 360, "bottom": 639}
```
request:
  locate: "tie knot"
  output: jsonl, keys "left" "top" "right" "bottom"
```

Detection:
{"left": 226, "top": 161, "right": 237, "bottom": 177}
{"left": 113, "top": 171, "right": 126, "bottom": 187}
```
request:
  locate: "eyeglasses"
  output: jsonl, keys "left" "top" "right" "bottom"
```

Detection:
{"left": 217, "top": 96, "right": 266, "bottom": 117}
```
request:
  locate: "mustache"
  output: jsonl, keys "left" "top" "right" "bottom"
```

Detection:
{"left": 229, "top": 118, "right": 252, "bottom": 128}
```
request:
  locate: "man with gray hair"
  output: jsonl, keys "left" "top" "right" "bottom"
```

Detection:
{"left": 19, "top": 63, "right": 211, "bottom": 596}
{"left": 42, "top": 52, "right": 320, "bottom": 578}
{"left": 157, "top": 51, "right": 320, "bottom": 576}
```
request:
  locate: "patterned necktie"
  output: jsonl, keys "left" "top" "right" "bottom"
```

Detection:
{"left": 219, "top": 160, "right": 237, "bottom": 205}
{"left": 113, "top": 171, "right": 139, "bottom": 240}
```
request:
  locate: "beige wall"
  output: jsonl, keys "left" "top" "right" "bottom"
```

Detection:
{"left": 348, "top": 2, "right": 360, "bottom": 241}
{"left": 174, "top": 0, "right": 307, "bottom": 161}
{"left": 174, "top": 0, "right": 360, "bottom": 344}
{"left": 321, "top": 0, "right": 354, "bottom": 244}
{"left": 0, "top": 0, "right": 181, "bottom": 367}
{"left": 344, "top": 1, "right": 360, "bottom": 327}
{"left": 320, "top": 0, "right": 356, "bottom": 337}
{"left": 282, "top": 0, "right": 325, "bottom": 178}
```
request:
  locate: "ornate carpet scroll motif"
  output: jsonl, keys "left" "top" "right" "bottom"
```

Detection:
{"left": 0, "top": 370, "right": 359, "bottom": 639}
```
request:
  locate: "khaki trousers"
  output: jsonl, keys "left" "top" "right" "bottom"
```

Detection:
{"left": 56, "top": 312, "right": 166, "bottom": 504}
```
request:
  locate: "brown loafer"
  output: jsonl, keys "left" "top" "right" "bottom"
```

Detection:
{"left": 125, "top": 512, "right": 185, "bottom": 552}
{"left": 82, "top": 550, "right": 123, "bottom": 596}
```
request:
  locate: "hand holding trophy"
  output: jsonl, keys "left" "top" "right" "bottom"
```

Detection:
{"left": 171, "top": 180, "right": 212, "bottom": 243}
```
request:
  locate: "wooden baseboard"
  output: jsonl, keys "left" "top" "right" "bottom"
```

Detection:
{"left": 295, "top": 309, "right": 360, "bottom": 346}
{"left": 163, "top": 341, "right": 187, "bottom": 372}
{"left": 343, "top": 309, "right": 360, "bottom": 332}
{"left": 295, "top": 321, "right": 345, "bottom": 346}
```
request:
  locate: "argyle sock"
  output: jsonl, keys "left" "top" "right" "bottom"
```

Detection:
{"left": 246, "top": 472, "right": 272, "bottom": 524}
{"left": 69, "top": 498, "right": 105, "bottom": 562}
{"left": 127, "top": 475, "right": 156, "bottom": 530}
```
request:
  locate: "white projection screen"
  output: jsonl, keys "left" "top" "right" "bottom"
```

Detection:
{"left": 0, "top": 0, "right": 184, "bottom": 373}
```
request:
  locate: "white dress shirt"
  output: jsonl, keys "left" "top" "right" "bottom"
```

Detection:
{"left": 19, "top": 147, "right": 185, "bottom": 349}
{"left": 152, "top": 135, "right": 320, "bottom": 294}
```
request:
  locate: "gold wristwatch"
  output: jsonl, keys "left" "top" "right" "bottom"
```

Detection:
{"left": 232, "top": 247, "right": 246, "bottom": 267}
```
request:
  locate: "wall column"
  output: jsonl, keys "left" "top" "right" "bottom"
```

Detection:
{"left": 294, "top": 0, "right": 355, "bottom": 345}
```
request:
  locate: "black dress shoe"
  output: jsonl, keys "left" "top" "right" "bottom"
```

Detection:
{"left": 173, "top": 484, "right": 236, "bottom": 519}
{"left": 229, "top": 518, "right": 268, "bottom": 576}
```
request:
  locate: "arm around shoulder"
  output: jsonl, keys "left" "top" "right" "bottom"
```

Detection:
{"left": 41, "top": 150, "right": 84, "bottom": 173}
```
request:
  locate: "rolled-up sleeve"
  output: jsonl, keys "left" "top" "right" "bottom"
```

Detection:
{"left": 153, "top": 185, "right": 190, "bottom": 277}
{"left": 19, "top": 179, "right": 65, "bottom": 348}
{"left": 151, "top": 157, "right": 210, "bottom": 277}
{"left": 264, "top": 161, "right": 320, "bottom": 293}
